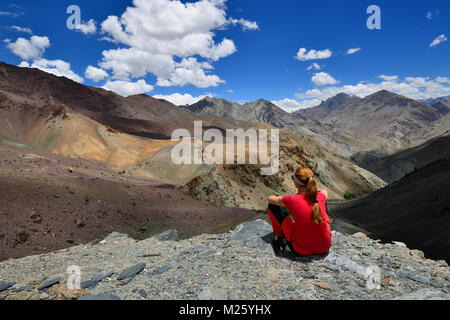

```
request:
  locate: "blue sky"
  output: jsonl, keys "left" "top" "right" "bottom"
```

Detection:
{"left": 0, "top": 0, "right": 449, "bottom": 110}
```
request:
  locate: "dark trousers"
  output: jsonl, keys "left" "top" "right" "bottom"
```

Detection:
{"left": 268, "top": 204, "right": 301, "bottom": 257}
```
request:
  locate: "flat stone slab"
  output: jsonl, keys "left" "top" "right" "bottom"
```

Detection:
{"left": 152, "top": 265, "right": 171, "bottom": 275}
{"left": 81, "top": 272, "right": 114, "bottom": 289}
{"left": 38, "top": 278, "right": 61, "bottom": 291}
{"left": 0, "top": 282, "right": 15, "bottom": 292}
{"left": 117, "top": 263, "right": 146, "bottom": 281}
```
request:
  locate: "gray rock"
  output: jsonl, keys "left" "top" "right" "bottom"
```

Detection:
{"left": 78, "top": 293, "right": 121, "bottom": 300}
{"left": 81, "top": 272, "right": 114, "bottom": 289}
{"left": 139, "top": 289, "right": 148, "bottom": 298}
{"left": 87, "top": 239, "right": 101, "bottom": 246}
{"left": 12, "top": 285, "right": 27, "bottom": 293}
{"left": 38, "top": 278, "right": 61, "bottom": 291}
{"left": 102, "top": 232, "right": 129, "bottom": 242}
{"left": 152, "top": 265, "right": 171, "bottom": 275}
{"left": 0, "top": 282, "right": 15, "bottom": 292}
{"left": 408, "top": 274, "right": 430, "bottom": 285}
{"left": 154, "top": 229, "right": 178, "bottom": 242}
{"left": 230, "top": 220, "right": 273, "bottom": 254}
{"left": 198, "top": 287, "right": 228, "bottom": 300}
{"left": 39, "top": 292, "right": 49, "bottom": 299}
{"left": 117, "top": 263, "right": 146, "bottom": 281}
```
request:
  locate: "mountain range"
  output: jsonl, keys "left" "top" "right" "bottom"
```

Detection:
{"left": 0, "top": 62, "right": 388, "bottom": 261}
{"left": 0, "top": 60, "right": 449, "bottom": 263}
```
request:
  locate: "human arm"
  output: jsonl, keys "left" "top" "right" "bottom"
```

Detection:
{"left": 318, "top": 189, "right": 329, "bottom": 201}
{"left": 267, "top": 195, "right": 286, "bottom": 208}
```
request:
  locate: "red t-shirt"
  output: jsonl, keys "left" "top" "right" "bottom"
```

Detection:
{"left": 281, "top": 192, "right": 332, "bottom": 255}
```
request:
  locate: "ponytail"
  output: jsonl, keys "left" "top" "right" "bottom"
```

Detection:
{"left": 305, "top": 177, "right": 322, "bottom": 224}
{"left": 294, "top": 168, "right": 323, "bottom": 225}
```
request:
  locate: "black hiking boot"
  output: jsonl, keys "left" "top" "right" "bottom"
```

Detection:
{"left": 271, "top": 236, "right": 283, "bottom": 256}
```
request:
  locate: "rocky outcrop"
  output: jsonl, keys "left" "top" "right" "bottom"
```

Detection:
{"left": 180, "top": 133, "right": 386, "bottom": 210}
{"left": 0, "top": 220, "right": 448, "bottom": 300}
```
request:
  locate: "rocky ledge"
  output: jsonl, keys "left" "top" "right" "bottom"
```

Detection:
{"left": 0, "top": 220, "right": 449, "bottom": 300}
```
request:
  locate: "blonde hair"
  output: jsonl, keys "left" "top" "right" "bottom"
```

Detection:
{"left": 294, "top": 168, "right": 323, "bottom": 224}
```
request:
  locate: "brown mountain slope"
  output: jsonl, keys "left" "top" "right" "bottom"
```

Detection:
{"left": 0, "top": 62, "right": 386, "bottom": 200}
{"left": 0, "top": 141, "right": 256, "bottom": 262}
{"left": 184, "top": 96, "right": 368, "bottom": 158}
{"left": 330, "top": 159, "right": 450, "bottom": 263}
{"left": 0, "top": 62, "right": 255, "bottom": 141}
{"left": 296, "top": 90, "right": 443, "bottom": 157}
{"left": 358, "top": 131, "right": 450, "bottom": 184}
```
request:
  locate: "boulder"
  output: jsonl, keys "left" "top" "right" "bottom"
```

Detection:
{"left": 230, "top": 220, "right": 273, "bottom": 254}
{"left": 153, "top": 229, "right": 178, "bottom": 242}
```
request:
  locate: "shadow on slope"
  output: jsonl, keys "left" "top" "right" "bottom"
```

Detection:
{"left": 330, "top": 160, "right": 450, "bottom": 263}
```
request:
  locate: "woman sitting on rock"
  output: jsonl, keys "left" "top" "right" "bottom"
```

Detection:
{"left": 267, "top": 167, "right": 332, "bottom": 257}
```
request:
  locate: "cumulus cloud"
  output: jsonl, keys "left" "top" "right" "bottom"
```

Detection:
{"left": 11, "top": 26, "right": 32, "bottom": 34}
{"left": 6, "top": 35, "right": 50, "bottom": 60}
{"left": 153, "top": 92, "right": 214, "bottom": 106}
{"left": 18, "top": 59, "right": 84, "bottom": 83}
{"left": 430, "top": 34, "right": 447, "bottom": 47}
{"left": 311, "top": 72, "right": 339, "bottom": 86}
{"left": 347, "top": 48, "right": 361, "bottom": 55}
{"left": 307, "top": 63, "right": 321, "bottom": 71}
{"left": 75, "top": 19, "right": 97, "bottom": 35}
{"left": 98, "top": 0, "right": 255, "bottom": 88}
{"left": 436, "top": 77, "right": 450, "bottom": 84}
{"left": 295, "top": 76, "right": 450, "bottom": 103}
{"left": 156, "top": 57, "right": 225, "bottom": 88}
{"left": 379, "top": 75, "right": 398, "bottom": 81}
{"left": 102, "top": 79, "right": 154, "bottom": 97}
{"left": 295, "top": 48, "right": 333, "bottom": 61}
{"left": 85, "top": 66, "right": 108, "bottom": 82}
{"left": 272, "top": 98, "right": 322, "bottom": 111}
{"left": 273, "top": 75, "right": 450, "bottom": 112}
{"left": 228, "top": 18, "right": 259, "bottom": 31}
{"left": 8, "top": 35, "right": 83, "bottom": 83}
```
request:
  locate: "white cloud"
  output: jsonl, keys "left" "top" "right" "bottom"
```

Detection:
{"left": 153, "top": 92, "right": 214, "bottom": 106}
{"left": 379, "top": 75, "right": 398, "bottom": 81}
{"left": 156, "top": 57, "right": 225, "bottom": 88}
{"left": 311, "top": 72, "right": 339, "bottom": 86}
{"left": 272, "top": 98, "right": 322, "bottom": 112}
{"left": 295, "top": 76, "right": 450, "bottom": 103}
{"left": 0, "top": 11, "right": 18, "bottom": 17}
{"left": 430, "top": 34, "right": 447, "bottom": 47}
{"left": 75, "top": 19, "right": 97, "bottom": 35}
{"left": 295, "top": 48, "right": 333, "bottom": 61}
{"left": 426, "top": 11, "right": 433, "bottom": 20}
{"left": 98, "top": 0, "right": 255, "bottom": 88}
{"left": 228, "top": 18, "right": 259, "bottom": 31}
{"left": 102, "top": 79, "right": 154, "bottom": 97}
{"left": 26, "top": 59, "right": 84, "bottom": 83}
{"left": 6, "top": 35, "right": 50, "bottom": 60}
{"left": 11, "top": 26, "right": 32, "bottom": 34}
{"left": 8, "top": 35, "right": 82, "bottom": 83}
{"left": 307, "top": 63, "right": 321, "bottom": 71}
{"left": 347, "top": 48, "right": 361, "bottom": 55}
{"left": 436, "top": 77, "right": 450, "bottom": 84}
{"left": 85, "top": 66, "right": 108, "bottom": 82}
{"left": 99, "top": 47, "right": 175, "bottom": 81}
